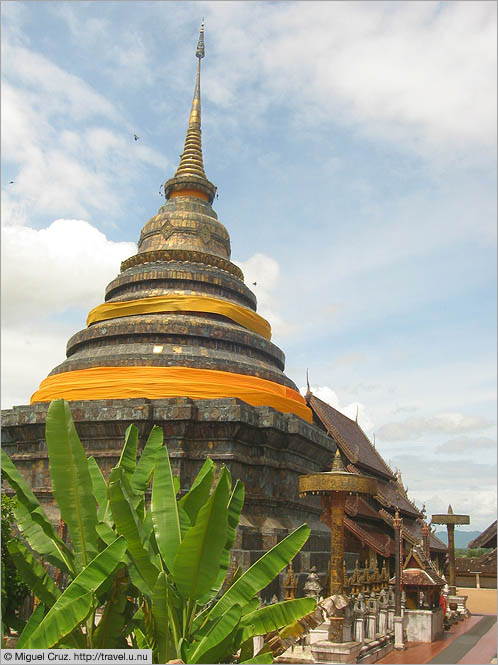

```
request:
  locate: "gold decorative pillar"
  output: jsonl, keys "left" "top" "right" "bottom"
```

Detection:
{"left": 329, "top": 492, "right": 346, "bottom": 595}
{"left": 299, "top": 449, "right": 377, "bottom": 645}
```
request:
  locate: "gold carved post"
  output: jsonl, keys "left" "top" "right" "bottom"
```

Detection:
{"left": 329, "top": 493, "right": 347, "bottom": 595}
{"left": 328, "top": 491, "right": 347, "bottom": 642}
{"left": 299, "top": 449, "right": 377, "bottom": 645}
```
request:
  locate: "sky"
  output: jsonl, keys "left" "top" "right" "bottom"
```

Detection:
{"left": 1, "top": 1, "right": 496, "bottom": 531}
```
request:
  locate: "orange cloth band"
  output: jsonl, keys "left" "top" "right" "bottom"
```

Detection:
{"left": 87, "top": 295, "right": 271, "bottom": 341}
{"left": 30, "top": 366, "right": 312, "bottom": 423}
{"left": 169, "top": 189, "right": 209, "bottom": 201}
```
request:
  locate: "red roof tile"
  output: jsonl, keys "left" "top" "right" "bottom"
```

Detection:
{"left": 468, "top": 520, "right": 497, "bottom": 549}
{"left": 308, "top": 393, "right": 395, "bottom": 480}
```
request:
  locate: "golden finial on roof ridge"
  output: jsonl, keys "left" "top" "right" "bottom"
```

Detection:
{"left": 174, "top": 20, "right": 207, "bottom": 180}
{"left": 331, "top": 448, "right": 345, "bottom": 472}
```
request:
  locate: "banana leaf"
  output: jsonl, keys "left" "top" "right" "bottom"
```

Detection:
{"left": 109, "top": 466, "right": 159, "bottom": 595}
{"left": 172, "top": 466, "right": 230, "bottom": 602}
{"left": 93, "top": 569, "right": 131, "bottom": 648}
{"left": 205, "top": 524, "right": 310, "bottom": 623}
{"left": 16, "top": 603, "right": 46, "bottom": 648}
{"left": 133, "top": 627, "right": 151, "bottom": 649}
{"left": 178, "top": 457, "right": 215, "bottom": 525}
{"left": 88, "top": 456, "right": 109, "bottom": 521}
{"left": 96, "top": 519, "right": 150, "bottom": 600}
{"left": 7, "top": 539, "right": 60, "bottom": 607}
{"left": 131, "top": 425, "right": 163, "bottom": 494}
{"left": 1, "top": 449, "right": 75, "bottom": 574}
{"left": 151, "top": 571, "right": 169, "bottom": 664}
{"left": 45, "top": 399, "right": 99, "bottom": 570}
{"left": 24, "top": 591, "right": 95, "bottom": 648}
{"left": 151, "top": 446, "right": 182, "bottom": 572}
{"left": 117, "top": 424, "right": 138, "bottom": 477}
{"left": 173, "top": 475, "right": 180, "bottom": 495}
{"left": 25, "top": 537, "right": 127, "bottom": 648}
{"left": 213, "top": 479, "right": 245, "bottom": 593}
{"left": 240, "top": 597, "right": 316, "bottom": 641}
{"left": 188, "top": 604, "right": 241, "bottom": 664}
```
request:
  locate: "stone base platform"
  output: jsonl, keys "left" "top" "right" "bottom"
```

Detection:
{"left": 1, "top": 395, "right": 336, "bottom": 598}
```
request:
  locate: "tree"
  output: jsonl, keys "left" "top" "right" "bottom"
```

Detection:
{"left": 2, "top": 399, "right": 315, "bottom": 662}
{"left": 1, "top": 494, "right": 30, "bottom": 637}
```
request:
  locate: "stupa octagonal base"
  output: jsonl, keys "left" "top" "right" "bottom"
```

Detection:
{"left": 1, "top": 395, "right": 334, "bottom": 598}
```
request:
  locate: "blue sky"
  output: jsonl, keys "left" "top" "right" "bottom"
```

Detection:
{"left": 2, "top": 1, "right": 496, "bottom": 531}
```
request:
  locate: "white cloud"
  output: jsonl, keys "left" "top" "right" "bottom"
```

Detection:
{"left": 234, "top": 252, "right": 300, "bottom": 339}
{"left": 376, "top": 412, "right": 492, "bottom": 442}
{"left": 436, "top": 435, "right": 496, "bottom": 455}
{"left": 389, "top": 453, "right": 497, "bottom": 531}
{"left": 1, "top": 38, "right": 168, "bottom": 224}
{"left": 204, "top": 1, "right": 496, "bottom": 162}
{"left": 299, "top": 384, "right": 374, "bottom": 432}
{"left": 1, "top": 219, "right": 136, "bottom": 325}
{"left": 1, "top": 321, "right": 77, "bottom": 410}
{"left": 1, "top": 218, "right": 137, "bottom": 409}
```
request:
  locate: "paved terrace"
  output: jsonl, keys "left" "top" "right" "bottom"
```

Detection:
{"left": 378, "top": 588, "right": 497, "bottom": 665}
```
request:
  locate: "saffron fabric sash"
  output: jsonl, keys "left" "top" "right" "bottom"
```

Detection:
{"left": 30, "top": 366, "right": 312, "bottom": 423}
{"left": 87, "top": 295, "right": 271, "bottom": 340}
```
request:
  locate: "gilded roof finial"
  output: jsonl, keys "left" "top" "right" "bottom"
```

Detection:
{"left": 331, "top": 448, "right": 345, "bottom": 472}
{"left": 305, "top": 368, "right": 311, "bottom": 399}
{"left": 174, "top": 20, "right": 207, "bottom": 180}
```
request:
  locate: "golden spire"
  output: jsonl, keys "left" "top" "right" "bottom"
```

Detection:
{"left": 331, "top": 448, "right": 345, "bottom": 472}
{"left": 174, "top": 20, "right": 207, "bottom": 180}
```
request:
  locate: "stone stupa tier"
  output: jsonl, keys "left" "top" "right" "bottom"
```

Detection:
{"left": 30, "top": 22, "right": 311, "bottom": 424}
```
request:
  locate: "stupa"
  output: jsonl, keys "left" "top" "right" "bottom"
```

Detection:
{"left": 1, "top": 24, "right": 334, "bottom": 596}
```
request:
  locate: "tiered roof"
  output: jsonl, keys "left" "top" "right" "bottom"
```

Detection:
{"left": 468, "top": 520, "right": 497, "bottom": 549}
{"left": 307, "top": 391, "right": 447, "bottom": 557}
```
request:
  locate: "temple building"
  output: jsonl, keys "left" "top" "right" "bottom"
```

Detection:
{"left": 456, "top": 520, "right": 497, "bottom": 589}
{"left": 1, "top": 25, "right": 445, "bottom": 596}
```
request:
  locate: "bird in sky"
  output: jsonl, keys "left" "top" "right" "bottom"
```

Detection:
{"left": 134, "top": 134, "right": 139, "bottom": 141}
{"left": 9, "top": 181, "right": 14, "bottom": 184}
{"left": 252, "top": 282, "right": 257, "bottom": 286}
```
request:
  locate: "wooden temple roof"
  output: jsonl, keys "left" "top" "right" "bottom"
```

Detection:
{"left": 307, "top": 393, "right": 395, "bottom": 480}
{"left": 307, "top": 391, "right": 447, "bottom": 557}
{"left": 455, "top": 550, "right": 497, "bottom": 575}
{"left": 468, "top": 520, "right": 497, "bottom": 549}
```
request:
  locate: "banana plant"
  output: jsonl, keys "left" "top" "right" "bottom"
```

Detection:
{"left": 1, "top": 399, "right": 162, "bottom": 650}
{"left": 2, "top": 399, "right": 316, "bottom": 662}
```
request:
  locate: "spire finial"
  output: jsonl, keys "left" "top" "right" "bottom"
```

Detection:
{"left": 173, "top": 21, "right": 208, "bottom": 181}
{"left": 331, "top": 448, "right": 345, "bottom": 472}
{"left": 196, "top": 19, "right": 205, "bottom": 59}
{"left": 305, "top": 368, "right": 311, "bottom": 398}
{"left": 355, "top": 404, "right": 359, "bottom": 423}
{"left": 448, "top": 504, "right": 453, "bottom": 515}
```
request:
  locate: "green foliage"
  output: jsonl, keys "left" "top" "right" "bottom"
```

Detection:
{"left": 2, "top": 399, "right": 314, "bottom": 662}
{"left": 1, "top": 493, "right": 30, "bottom": 635}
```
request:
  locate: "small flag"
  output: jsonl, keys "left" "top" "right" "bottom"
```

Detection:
{"left": 196, "top": 19, "right": 205, "bottom": 58}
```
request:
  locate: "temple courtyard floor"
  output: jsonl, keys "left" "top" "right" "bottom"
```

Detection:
{"left": 377, "top": 587, "right": 497, "bottom": 665}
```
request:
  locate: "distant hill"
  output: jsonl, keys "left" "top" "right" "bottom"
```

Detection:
{"left": 435, "top": 530, "right": 482, "bottom": 548}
